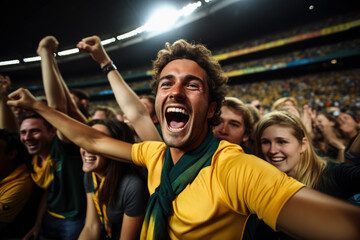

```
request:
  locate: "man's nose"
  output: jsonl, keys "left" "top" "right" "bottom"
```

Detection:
{"left": 219, "top": 123, "right": 228, "bottom": 135}
{"left": 23, "top": 132, "right": 32, "bottom": 140}
{"left": 169, "top": 83, "right": 185, "bottom": 100}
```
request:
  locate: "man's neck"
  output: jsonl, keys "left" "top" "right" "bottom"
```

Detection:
{"left": 169, "top": 148, "right": 186, "bottom": 165}
{"left": 169, "top": 131, "right": 211, "bottom": 165}
{"left": 37, "top": 151, "right": 50, "bottom": 167}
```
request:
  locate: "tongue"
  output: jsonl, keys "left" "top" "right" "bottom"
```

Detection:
{"left": 170, "top": 120, "right": 185, "bottom": 129}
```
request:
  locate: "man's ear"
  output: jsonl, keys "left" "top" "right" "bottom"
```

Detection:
{"left": 207, "top": 102, "right": 217, "bottom": 119}
{"left": 242, "top": 134, "right": 250, "bottom": 143}
{"left": 80, "top": 99, "right": 88, "bottom": 108}
{"left": 50, "top": 127, "right": 57, "bottom": 137}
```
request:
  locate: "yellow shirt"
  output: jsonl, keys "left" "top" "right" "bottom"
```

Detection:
{"left": 132, "top": 140, "right": 305, "bottom": 239}
{"left": 0, "top": 164, "right": 33, "bottom": 223}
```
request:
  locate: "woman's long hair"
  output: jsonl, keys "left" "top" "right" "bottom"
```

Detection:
{"left": 88, "top": 119, "right": 138, "bottom": 206}
{"left": 255, "top": 111, "right": 327, "bottom": 189}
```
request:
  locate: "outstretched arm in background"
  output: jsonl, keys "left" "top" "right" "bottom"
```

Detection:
{"left": 277, "top": 187, "right": 360, "bottom": 239}
{"left": 77, "top": 35, "right": 161, "bottom": 141}
{"left": 0, "top": 75, "right": 18, "bottom": 131}
{"left": 37, "top": 36, "right": 87, "bottom": 141}
{"left": 8, "top": 88, "right": 133, "bottom": 163}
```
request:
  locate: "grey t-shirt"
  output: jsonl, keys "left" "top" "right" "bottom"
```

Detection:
{"left": 84, "top": 170, "right": 148, "bottom": 239}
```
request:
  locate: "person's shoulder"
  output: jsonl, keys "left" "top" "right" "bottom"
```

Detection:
{"left": 51, "top": 135, "right": 80, "bottom": 156}
{"left": 215, "top": 140, "right": 262, "bottom": 163}
{"left": 120, "top": 170, "right": 148, "bottom": 194}
{"left": 133, "top": 140, "right": 166, "bottom": 153}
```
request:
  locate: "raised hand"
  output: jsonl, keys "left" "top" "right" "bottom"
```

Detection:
{"left": 7, "top": 88, "right": 41, "bottom": 111}
{"left": 76, "top": 35, "right": 111, "bottom": 68}
{"left": 37, "top": 36, "right": 59, "bottom": 55}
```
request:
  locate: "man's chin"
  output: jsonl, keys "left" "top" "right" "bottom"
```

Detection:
{"left": 27, "top": 148, "right": 40, "bottom": 155}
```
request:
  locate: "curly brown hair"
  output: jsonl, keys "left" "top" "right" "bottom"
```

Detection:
{"left": 151, "top": 39, "right": 228, "bottom": 126}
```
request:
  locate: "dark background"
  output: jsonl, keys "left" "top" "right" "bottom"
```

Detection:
{"left": 0, "top": 0, "right": 359, "bottom": 83}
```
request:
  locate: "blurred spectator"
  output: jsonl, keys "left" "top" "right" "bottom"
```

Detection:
{"left": 20, "top": 36, "right": 87, "bottom": 240}
{"left": 92, "top": 105, "right": 117, "bottom": 120}
{"left": 254, "top": 111, "right": 360, "bottom": 239}
{"left": 314, "top": 112, "right": 347, "bottom": 162}
{"left": 272, "top": 97, "right": 299, "bottom": 112}
{"left": 140, "top": 94, "right": 159, "bottom": 125}
{"left": 245, "top": 104, "right": 261, "bottom": 153}
{"left": 338, "top": 109, "right": 359, "bottom": 141}
{"left": 212, "top": 97, "right": 254, "bottom": 153}
{"left": 251, "top": 99, "right": 264, "bottom": 118}
{"left": 79, "top": 119, "right": 148, "bottom": 240}
{"left": 71, "top": 89, "right": 92, "bottom": 121}
{"left": 0, "top": 129, "right": 35, "bottom": 236}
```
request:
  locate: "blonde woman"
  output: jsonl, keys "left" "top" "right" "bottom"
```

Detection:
{"left": 253, "top": 111, "right": 360, "bottom": 239}
{"left": 255, "top": 111, "right": 359, "bottom": 194}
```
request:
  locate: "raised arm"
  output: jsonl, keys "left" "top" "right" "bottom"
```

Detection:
{"left": 0, "top": 75, "right": 18, "bottom": 131}
{"left": 277, "top": 187, "right": 360, "bottom": 239}
{"left": 37, "top": 36, "right": 87, "bottom": 142}
{"left": 345, "top": 132, "right": 360, "bottom": 165}
{"left": 7, "top": 88, "right": 133, "bottom": 163}
{"left": 77, "top": 35, "right": 161, "bottom": 141}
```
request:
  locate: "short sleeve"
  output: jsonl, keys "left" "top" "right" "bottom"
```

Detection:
{"left": 122, "top": 174, "right": 149, "bottom": 217}
{"left": 83, "top": 172, "right": 94, "bottom": 194}
{"left": 214, "top": 142, "right": 305, "bottom": 231}
{"left": 0, "top": 165, "right": 34, "bottom": 223}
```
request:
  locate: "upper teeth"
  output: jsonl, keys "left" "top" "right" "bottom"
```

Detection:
{"left": 167, "top": 107, "right": 188, "bottom": 115}
{"left": 270, "top": 157, "right": 285, "bottom": 162}
{"left": 85, "top": 156, "right": 96, "bottom": 162}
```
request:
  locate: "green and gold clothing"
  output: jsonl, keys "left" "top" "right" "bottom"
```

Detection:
{"left": 0, "top": 164, "right": 33, "bottom": 223}
{"left": 132, "top": 140, "right": 305, "bottom": 239}
{"left": 30, "top": 136, "right": 85, "bottom": 220}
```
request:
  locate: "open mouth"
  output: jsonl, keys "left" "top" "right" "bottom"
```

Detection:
{"left": 165, "top": 107, "right": 189, "bottom": 131}
{"left": 26, "top": 142, "right": 38, "bottom": 149}
{"left": 85, "top": 156, "right": 97, "bottom": 162}
{"left": 269, "top": 157, "right": 286, "bottom": 163}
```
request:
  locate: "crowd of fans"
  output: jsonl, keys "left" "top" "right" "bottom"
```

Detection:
{"left": 1, "top": 11, "right": 359, "bottom": 240}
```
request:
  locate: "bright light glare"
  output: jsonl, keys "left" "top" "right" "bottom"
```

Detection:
{"left": 117, "top": 26, "right": 145, "bottom": 40}
{"left": 0, "top": 59, "right": 20, "bottom": 66}
{"left": 58, "top": 48, "right": 79, "bottom": 56}
{"left": 23, "top": 56, "right": 41, "bottom": 62}
{"left": 144, "top": 7, "right": 179, "bottom": 32}
{"left": 101, "top": 37, "right": 116, "bottom": 46}
{"left": 178, "top": 1, "right": 202, "bottom": 16}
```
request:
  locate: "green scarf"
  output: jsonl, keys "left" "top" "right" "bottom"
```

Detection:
{"left": 140, "top": 132, "right": 220, "bottom": 240}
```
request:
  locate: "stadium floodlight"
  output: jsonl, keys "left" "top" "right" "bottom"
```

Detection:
{"left": 58, "top": 48, "right": 79, "bottom": 56}
{"left": 178, "top": 1, "right": 202, "bottom": 17}
{"left": 23, "top": 56, "right": 41, "bottom": 62}
{"left": 101, "top": 37, "right": 116, "bottom": 46}
{"left": 144, "top": 7, "right": 179, "bottom": 32}
{"left": 0, "top": 59, "right": 20, "bottom": 66}
{"left": 117, "top": 26, "right": 146, "bottom": 40}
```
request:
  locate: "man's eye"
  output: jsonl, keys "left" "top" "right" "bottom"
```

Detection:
{"left": 187, "top": 83, "right": 199, "bottom": 89}
{"left": 160, "top": 82, "right": 171, "bottom": 87}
